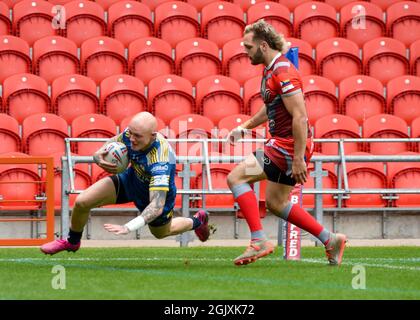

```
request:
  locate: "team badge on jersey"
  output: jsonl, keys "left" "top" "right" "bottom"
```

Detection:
{"left": 280, "top": 79, "right": 294, "bottom": 93}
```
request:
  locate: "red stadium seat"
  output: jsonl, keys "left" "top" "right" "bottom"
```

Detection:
{"left": 93, "top": 0, "right": 120, "bottom": 10}
{"left": 128, "top": 37, "right": 174, "bottom": 85}
{"left": 316, "top": 38, "right": 362, "bottom": 85}
{"left": 169, "top": 113, "right": 215, "bottom": 156}
{"left": 196, "top": 75, "right": 243, "bottom": 124}
{"left": 387, "top": 76, "right": 420, "bottom": 124}
{"left": 0, "top": 35, "right": 31, "bottom": 83}
{"left": 387, "top": 1, "right": 420, "bottom": 46}
{"left": 13, "top": 0, "right": 56, "bottom": 46}
{"left": 362, "top": 114, "right": 410, "bottom": 155}
{"left": 410, "top": 39, "right": 420, "bottom": 76}
{"left": 233, "top": 0, "right": 271, "bottom": 11}
{"left": 71, "top": 114, "right": 117, "bottom": 155}
{"left": 80, "top": 36, "right": 127, "bottom": 84}
{"left": 246, "top": 2, "right": 293, "bottom": 37}
{"left": 185, "top": 0, "right": 222, "bottom": 11}
{"left": 344, "top": 151, "right": 387, "bottom": 207}
{"left": 201, "top": 2, "right": 245, "bottom": 48}
{"left": 100, "top": 75, "right": 147, "bottom": 127}
{"left": 33, "top": 36, "right": 79, "bottom": 84}
{"left": 340, "top": 2, "right": 385, "bottom": 48}
{"left": 285, "top": 37, "right": 315, "bottom": 76}
{"left": 324, "top": 0, "right": 357, "bottom": 10}
{"left": 218, "top": 114, "right": 250, "bottom": 133}
{"left": 0, "top": 152, "right": 41, "bottom": 210}
{"left": 0, "top": 113, "right": 21, "bottom": 153}
{"left": 363, "top": 37, "right": 409, "bottom": 85}
{"left": 243, "top": 75, "right": 263, "bottom": 116}
{"left": 339, "top": 75, "right": 385, "bottom": 125}
{"left": 155, "top": 1, "right": 199, "bottom": 48}
{"left": 48, "top": 151, "right": 91, "bottom": 208}
{"left": 412, "top": 116, "right": 420, "bottom": 152}
{"left": 22, "top": 113, "right": 69, "bottom": 156}
{"left": 222, "top": 38, "right": 264, "bottom": 85}
{"left": 62, "top": 0, "right": 106, "bottom": 47}
{"left": 148, "top": 74, "right": 195, "bottom": 125}
{"left": 175, "top": 37, "right": 221, "bottom": 85}
{"left": 3, "top": 73, "right": 50, "bottom": 123}
{"left": 302, "top": 75, "right": 339, "bottom": 125}
{"left": 314, "top": 114, "right": 361, "bottom": 155}
{"left": 370, "top": 0, "right": 400, "bottom": 11}
{"left": 108, "top": 1, "right": 153, "bottom": 48}
{"left": 294, "top": 2, "right": 339, "bottom": 47}
{"left": 387, "top": 151, "right": 420, "bottom": 207}
{"left": 52, "top": 74, "right": 99, "bottom": 123}
{"left": 194, "top": 162, "right": 236, "bottom": 208}
{"left": 0, "top": 2, "right": 11, "bottom": 36}
{"left": 141, "top": 0, "right": 174, "bottom": 11}
{"left": 303, "top": 153, "right": 337, "bottom": 208}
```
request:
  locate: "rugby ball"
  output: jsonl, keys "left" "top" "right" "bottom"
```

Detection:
{"left": 104, "top": 142, "right": 129, "bottom": 173}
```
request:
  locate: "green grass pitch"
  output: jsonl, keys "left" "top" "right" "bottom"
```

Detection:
{"left": 0, "top": 246, "right": 419, "bottom": 300}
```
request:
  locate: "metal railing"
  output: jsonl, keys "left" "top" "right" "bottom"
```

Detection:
{"left": 61, "top": 137, "right": 420, "bottom": 244}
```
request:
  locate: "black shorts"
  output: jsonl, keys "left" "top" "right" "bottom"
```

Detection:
{"left": 253, "top": 150, "right": 296, "bottom": 186}
{"left": 109, "top": 175, "right": 173, "bottom": 227}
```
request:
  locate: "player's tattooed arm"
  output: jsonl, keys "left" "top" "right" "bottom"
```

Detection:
{"left": 141, "top": 190, "right": 167, "bottom": 224}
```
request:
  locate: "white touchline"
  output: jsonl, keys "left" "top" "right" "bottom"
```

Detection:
{"left": 0, "top": 257, "right": 419, "bottom": 271}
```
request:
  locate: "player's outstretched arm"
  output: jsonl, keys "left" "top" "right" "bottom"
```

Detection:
{"left": 103, "top": 190, "right": 167, "bottom": 235}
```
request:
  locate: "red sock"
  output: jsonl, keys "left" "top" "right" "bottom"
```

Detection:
{"left": 236, "top": 190, "right": 262, "bottom": 232}
{"left": 287, "top": 204, "right": 324, "bottom": 238}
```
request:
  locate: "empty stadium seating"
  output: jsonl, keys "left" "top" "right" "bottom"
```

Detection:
{"left": 80, "top": 36, "right": 127, "bottom": 84}
{"left": 362, "top": 114, "right": 410, "bottom": 155}
{"left": 3, "top": 73, "right": 51, "bottom": 123}
{"left": 314, "top": 114, "right": 361, "bottom": 155}
{"left": 148, "top": 74, "right": 195, "bottom": 125}
{"left": 0, "top": 36, "right": 31, "bottom": 83}
{"left": 0, "top": 2, "right": 11, "bottom": 36}
{"left": 387, "top": 76, "right": 420, "bottom": 124}
{"left": 13, "top": 0, "right": 56, "bottom": 46}
{"left": 340, "top": 2, "right": 386, "bottom": 47}
{"left": 108, "top": 1, "right": 153, "bottom": 48}
{"left": 0, "top": 152, "right": 42, "bottom": 210}
{"left": 344, "top": 151, "right": 388, "bottom": 207}
{"left": 128, "top": 37, "right": 175, "bottom": 85}
{"left": 33, "top": 36, "right": 80, "bottom": 84}
{"left": 201, "top": 1, "right": 245, "bottom": 48}
{"left": 52, "top": 74, "right": 100, "bottom": 123}
{"left": 154, "top": 1, "right": 200, "bottom": 48}
{"left": 100, "top": 74, "right": 147, "bottom": 126}
{"left": 363, "top": 37, "right": 409, "bottom": 84}
{"left": 411, "top": 116, "right": 420, "bottom": 152}
{"left": 71, "top": 114, "right": 117, "bottom": 156}
{"left": 0, "top": 113, "right": 21, "bottom": 154}
{"left": 243, "top": 75, "right": 263, "bottom": 115}
{"left": 302, "top": 75, "right": 339, "bottom": 125}
{"left": 294, "top": 2, "right": 339, "bottom": 47}
{"left": 411, "top": 39, "right": 420, "bottom": 75}
{"left": 339, "top": 75, "right": 386, "bottom": 125}
{"left": 175, "top": 37, "right": 221, "bottom": 85}
{"left": 62, "top": 0, "right": 106, "bottom": 47}
{"left": 196, "top": 75, "right": 243, "bottom": 124}
{"left": 22, "top": 113, "right": 69, "bottom": 156}
{"left": 386, "top": 1, "right": 420, "bottom": 46}
{"left": 387, "top": 151, "right": 420, "bottom": 207}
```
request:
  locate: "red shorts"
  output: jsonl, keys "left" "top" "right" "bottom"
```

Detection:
{"left": 254, "top": 137, "right": 314, "bottom": 185}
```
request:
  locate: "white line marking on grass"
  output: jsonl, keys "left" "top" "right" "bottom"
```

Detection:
{"left": 0, "top": 257, "right": 419, "bottom": 271}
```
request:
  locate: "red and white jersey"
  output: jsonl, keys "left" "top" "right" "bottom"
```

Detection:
{"left": 260, "top": 52, "right": 312, "bottom": 138}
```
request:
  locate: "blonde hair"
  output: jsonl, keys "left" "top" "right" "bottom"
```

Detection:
{"left": 244, "top": 19, "right": 289, "bottom": 54}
